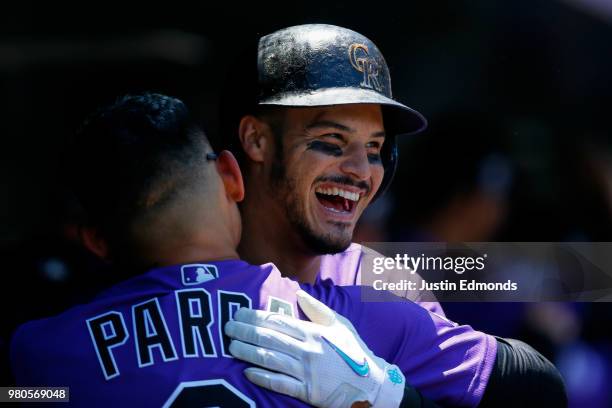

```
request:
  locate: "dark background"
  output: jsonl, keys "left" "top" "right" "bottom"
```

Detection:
{"left": 1, "top": 1, "right": 612, "bottom": 406}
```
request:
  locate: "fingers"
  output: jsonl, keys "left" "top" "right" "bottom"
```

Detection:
{"left": 243, "top": 367, "right": 307, "bottom": 402}
{"left": 296, "top": 290, "right": 336, "bottom": 326}
{"left": 225, "top": 320, "right": 305, "bottom": 357}
{"left": 229, "top": 340, "right": 304, "bottom": 380}
{"left": 233, "top": 308, "right": 308, "bottom": 341}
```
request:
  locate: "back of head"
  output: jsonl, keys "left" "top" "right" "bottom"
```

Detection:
{"left": 67, "top": 93, "right": 212, "bottom": 266}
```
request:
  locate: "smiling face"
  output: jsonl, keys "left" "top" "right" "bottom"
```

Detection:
{"left": 261, "top": 104, "right": 386, "bottom": 254}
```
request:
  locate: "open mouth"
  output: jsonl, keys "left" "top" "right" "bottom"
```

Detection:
{"left": 315, "top": 186, "right": 361, "bottom": 214}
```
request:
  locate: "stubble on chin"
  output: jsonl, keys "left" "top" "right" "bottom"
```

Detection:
{"left": 287, "top": 193, "right": 353, "bottom": 254}
{"left": 270, "top": 150, "right": 352, "bottom": 255}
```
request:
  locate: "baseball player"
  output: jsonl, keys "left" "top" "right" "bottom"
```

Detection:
{"left": 218, "top": 24, "right": 443, "bottom": 315}
{"left": 11, "top": 94, "right": 510, "bottom": 407}
{"left": 219, "top": 25, "right": 567, "bottom": 406}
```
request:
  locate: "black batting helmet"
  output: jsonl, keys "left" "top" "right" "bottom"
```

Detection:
{"left": 222, "top": 24, "right": 427, "bottom": 199}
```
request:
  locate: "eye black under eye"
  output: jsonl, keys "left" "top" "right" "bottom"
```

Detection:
{"left": 306, "top": 140, "right": 343, "bottom": 157}
{"left": 368, "top": 153, "right": 382, "bottom": 164}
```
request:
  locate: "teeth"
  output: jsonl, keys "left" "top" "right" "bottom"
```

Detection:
{"left": 315, "top": 186, "right": 360, "bottom": 202}
{"left": 326, "top": 206, "right": 344, "bottom": 213}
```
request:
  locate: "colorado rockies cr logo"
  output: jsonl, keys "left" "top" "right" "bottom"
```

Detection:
{"left": 348, "top": 43, "right": 383, "bottom": 92}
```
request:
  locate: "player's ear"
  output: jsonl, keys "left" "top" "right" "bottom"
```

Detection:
{"left": 238, "top": 115, "right": 269, "bottom": 163}
{"left": 216, "top": 150, "right": 245, "bottom": 202}
{"left": 80, "top": 226, "right": 109, "bottom": 259}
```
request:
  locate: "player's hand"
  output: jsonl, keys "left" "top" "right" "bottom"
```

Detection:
{"left": 224, "top": 290, "right": 406, "bottom": 408}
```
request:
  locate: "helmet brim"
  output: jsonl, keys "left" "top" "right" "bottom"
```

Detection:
{"left": 259, "top": 87, "right": 427, "bottom": 136}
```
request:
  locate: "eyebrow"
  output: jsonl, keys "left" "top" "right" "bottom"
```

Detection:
{"left": 304, "top": 120, "right": 386, "bottom": 138}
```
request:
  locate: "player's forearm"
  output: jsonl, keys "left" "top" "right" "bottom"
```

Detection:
{"left": 478, "top": 337, "right": 567, "bottom": 407}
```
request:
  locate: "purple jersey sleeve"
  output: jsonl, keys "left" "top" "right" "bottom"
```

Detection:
{"left": 318, "top": 243, "right": 447, "bottom": 316}
{"left": 301, "top": 281, "right": 497, "bottom": 407}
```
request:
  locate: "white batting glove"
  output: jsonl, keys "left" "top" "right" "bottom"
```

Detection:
{"left": 224, "top": 290, "right": 406, "bottom": 408}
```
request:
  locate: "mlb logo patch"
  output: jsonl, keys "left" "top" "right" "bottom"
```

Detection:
{"left": 181, "top": 264, "right": 219, "bottom": 286}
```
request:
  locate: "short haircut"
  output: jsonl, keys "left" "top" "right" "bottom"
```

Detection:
{"left": 66, "top": 93, "right": 210, "bottom": 257}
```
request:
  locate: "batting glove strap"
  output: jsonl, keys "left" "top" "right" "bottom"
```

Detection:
{"left": 372, "top": 364, "right": 406, "bottom": 408}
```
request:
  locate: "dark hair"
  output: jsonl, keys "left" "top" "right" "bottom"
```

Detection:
{"left": 66, "top": 93, "right": 209, "bottom": 259}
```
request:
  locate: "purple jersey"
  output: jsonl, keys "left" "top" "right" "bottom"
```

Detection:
{"left": 319, "top": 243, "right": 446, "bottom": 316}
{"left": 11, "top": 260, "right": 495, "bottom": 407}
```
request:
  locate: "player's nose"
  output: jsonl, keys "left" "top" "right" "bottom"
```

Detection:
{"left": 339, "top": 145, "right": 371, "bottom": 181}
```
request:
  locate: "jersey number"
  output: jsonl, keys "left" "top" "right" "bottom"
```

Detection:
{"left": 163, "top": 379, "right": 255, "bottom": 407}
